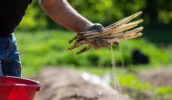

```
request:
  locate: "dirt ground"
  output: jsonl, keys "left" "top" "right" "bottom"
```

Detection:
{"left": 137, "top": 66, "right": 172, "bottom": 87}
{"left": 33, "top": 67, "right": 132, "bottom": 100}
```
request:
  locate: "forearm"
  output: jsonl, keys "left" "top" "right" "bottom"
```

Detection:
{"left": 40, "top": 0, "right": 93, "bottom": 33}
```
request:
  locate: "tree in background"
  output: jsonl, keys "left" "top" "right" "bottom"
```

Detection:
{"left": 17, "top": 0, "right": 172, "bottom": 30}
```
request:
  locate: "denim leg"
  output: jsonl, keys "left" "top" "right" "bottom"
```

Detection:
{"left": 0, "top": 37, "right": 9, "bottom": 76}
{"left": 1, "top": 33, "right": 22, "bottom": 77}
{"left": 0, "top": 60, "right": 3, "bottom": 76}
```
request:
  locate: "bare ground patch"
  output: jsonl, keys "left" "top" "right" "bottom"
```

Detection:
{"left": 33, "top": 67, "right": 132, "bottom": 100}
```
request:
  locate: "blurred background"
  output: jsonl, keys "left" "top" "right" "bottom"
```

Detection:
{"left": 15, "top": 0, "right": 172, "bottom": 100}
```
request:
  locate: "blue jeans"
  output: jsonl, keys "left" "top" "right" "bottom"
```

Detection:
{"left": 0, "top": 33, "right": 21, "bottom": 77}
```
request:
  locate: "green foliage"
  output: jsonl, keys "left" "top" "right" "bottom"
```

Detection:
{"left": 17, "top": 0, "right": 49, "bottom": 30}
{"left": 155, "top": 86, "right": 172, "bottom": 95}
{"left": 17, "top": 0, "right": 172, "bottom": 30}
{"left": 119, "top": 74, "right": 153, "bottom": 90}
{"left": 69, "top": 0, "right": 146, "bottom": 24}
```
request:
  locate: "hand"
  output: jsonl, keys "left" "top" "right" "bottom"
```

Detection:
{"left": 87, "top": 23, "right": 119, "bottom": 49}
{"left": 87, "top": 23, "right": 104, "bottom": 32}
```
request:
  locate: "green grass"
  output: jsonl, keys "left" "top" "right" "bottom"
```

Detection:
{"left": 15, "top": 29, "right": 172, "bottom": 76}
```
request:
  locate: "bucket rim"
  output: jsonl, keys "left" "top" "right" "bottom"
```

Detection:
{"left": 0, "top": 76, "right": 41, "bottom": 90}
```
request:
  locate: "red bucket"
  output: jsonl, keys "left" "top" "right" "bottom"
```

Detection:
{"left": 0, "top": 76, "right": 41, "bottom": 100}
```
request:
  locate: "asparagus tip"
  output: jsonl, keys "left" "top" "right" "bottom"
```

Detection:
{"left": 139, "top": 19, "right": 144, "bottom": 22}
{"left": 138, "top": 11, "right": 143, "bottom": 14}
{"left": 138, "top": 33, "right": 143, "bottom": 36}
{"left": 138, "top": 26, "right": 144, "bottom": 30}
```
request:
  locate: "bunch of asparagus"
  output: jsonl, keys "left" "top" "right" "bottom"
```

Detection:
{"left": 67, "top": 11, "right": 144, "bottom": 55}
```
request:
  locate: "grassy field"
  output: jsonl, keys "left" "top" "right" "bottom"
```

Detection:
{"left": 15, "top": 29, "right": 172, "bottom": 100}
{"left": 15, "top": 29, "right": 172, "bottom": 75}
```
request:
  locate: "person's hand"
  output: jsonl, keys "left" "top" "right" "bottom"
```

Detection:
{"left": 87, "top": 23, "right": 119, "bottom": 49}
{"left": 87, "top": 23, "right": 104, "bottom": 32}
